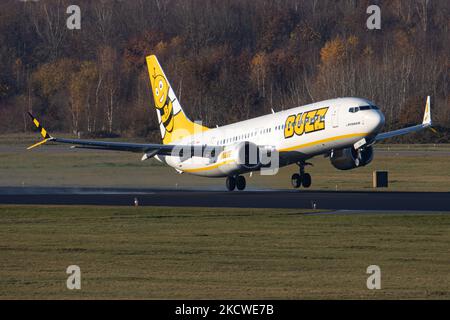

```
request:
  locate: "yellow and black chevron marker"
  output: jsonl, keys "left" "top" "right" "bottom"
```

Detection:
{"left": 27, "top": 112, "right": 53, "bottom": 150}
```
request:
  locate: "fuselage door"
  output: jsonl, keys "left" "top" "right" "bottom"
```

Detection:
{"left": 331, "top": 107, "right": 339, "bottom": 128}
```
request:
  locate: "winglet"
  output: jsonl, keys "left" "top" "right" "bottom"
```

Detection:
{"left": 27, "top": 112, "right": 53, "bottom": 149}
{"left": 422, "top": 96, "right": 432, "bottom": 126}
{"left": 27, "top": 138, "right": 52, "bottom": 150}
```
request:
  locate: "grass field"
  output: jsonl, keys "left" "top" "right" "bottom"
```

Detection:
{"left": 0, "top": 205, "right": 448, "bottom": 299}
{"left": 0, "top": 134, "right": 449, "bottom": 191}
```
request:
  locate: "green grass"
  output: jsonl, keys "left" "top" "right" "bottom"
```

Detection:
{"left": 376, "top": 144, "right": 450, "bottom": 151}
{"left": 0, "top": 205, "right": 448, "bottom": 299}
{"left": 1, "top": 148, "right": 449, "bottom": 191}
{"left": 0, "top": 134, "right": 449, "bottom": 191}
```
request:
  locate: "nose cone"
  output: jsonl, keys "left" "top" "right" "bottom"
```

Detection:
{"left": 365, "top": 110, "right": 385, "bottom": 133}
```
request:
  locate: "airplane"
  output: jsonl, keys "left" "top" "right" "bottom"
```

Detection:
{"left": 28, "top": 55, "right": 433, "bottom": 191}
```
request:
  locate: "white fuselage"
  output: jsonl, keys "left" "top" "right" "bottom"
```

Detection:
{"left": 159, "top": 97, "right": 385, "bottom": 177}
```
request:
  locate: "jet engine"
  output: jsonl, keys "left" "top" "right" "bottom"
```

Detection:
{"left": 218, "top": 141, "right": 262, "bottom": 175}
{"left": 330, "top": 146, "right": 373, "bottom": 170}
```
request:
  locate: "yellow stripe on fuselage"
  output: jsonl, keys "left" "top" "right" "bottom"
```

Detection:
{"left": 278, "top": 132, "right": 367, "bottom": 152}
{"left": 181, "top": 132, "right": 368, "bottom": 173}
{"left": 183, "top": 159, "right": 236, "bottom": 173}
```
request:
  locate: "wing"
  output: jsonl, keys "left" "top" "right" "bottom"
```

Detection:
{"left": 375, "top": 96, "right": 433, "bottom": 142}
{"left": 26, "top": 113, "right": 220, "bottom": 159}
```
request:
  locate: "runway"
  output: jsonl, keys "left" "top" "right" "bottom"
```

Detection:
{"left": 0, "top": 187, "right": 449, "bottom": 211}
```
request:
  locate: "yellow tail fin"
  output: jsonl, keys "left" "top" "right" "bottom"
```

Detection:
{"left": 146, "top": 55, "right": 208, "bottom": 144}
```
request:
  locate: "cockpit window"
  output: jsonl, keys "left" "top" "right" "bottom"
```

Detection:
{"left": 349, "top": 105, "right": 379, "bottom": 113}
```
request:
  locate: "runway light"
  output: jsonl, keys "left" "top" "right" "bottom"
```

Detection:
{"left": 134, "top": 197, "right": 139, "bottom": 207}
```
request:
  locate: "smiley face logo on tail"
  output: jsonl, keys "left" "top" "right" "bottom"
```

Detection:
{"left": 146, "top": 55, "right": 210, "bottom": 145}
{"left": 152, "top": 70, "right": 174, "bottom": 133}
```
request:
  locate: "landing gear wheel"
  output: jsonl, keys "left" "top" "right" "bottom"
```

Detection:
{"left": 236, "top": 176, "right": 246, "bottom": 190}
{"left": 226, "top": 176, "right": 236, "bottom": 191}
{"left": 291, "top": 173, "right": 301, "bottom": 188}
{"left": 292, "top": 160, "right": 313, "bottom": 189}
{"left": 302, "top": 173, "right": 312, "bottom": 188}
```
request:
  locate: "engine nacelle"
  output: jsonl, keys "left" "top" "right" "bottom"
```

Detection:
{"left": 330, "top": 146, "right": 374, "bottom": 170}
{"left": 218, "top": 141, "right": 262, "bottom": 175}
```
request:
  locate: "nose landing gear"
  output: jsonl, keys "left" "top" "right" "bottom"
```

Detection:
{"left": 226, "top": 175, "right": 246, "bottom": 191}
{"left": 291, "top": 160, "right": 313, "bottom": 189}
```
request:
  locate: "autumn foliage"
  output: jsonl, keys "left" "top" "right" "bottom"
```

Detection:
{"left": 0, "top": 0, "right": 448, "bottom": 143}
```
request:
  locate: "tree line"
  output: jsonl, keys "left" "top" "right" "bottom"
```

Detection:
{"left": 0, "top": 0, "right": 448, "bottom": 142}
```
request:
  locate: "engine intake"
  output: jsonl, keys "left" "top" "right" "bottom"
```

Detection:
{"left": 330, "top": 146, "right": 373, "bottom": 170}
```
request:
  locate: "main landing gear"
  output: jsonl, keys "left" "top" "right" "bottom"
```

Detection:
{"left": 226, "top": 175, "right": 246, "bottom": 191}
{"left": 291, "top": 160, "right": 312, "bottom": 189}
